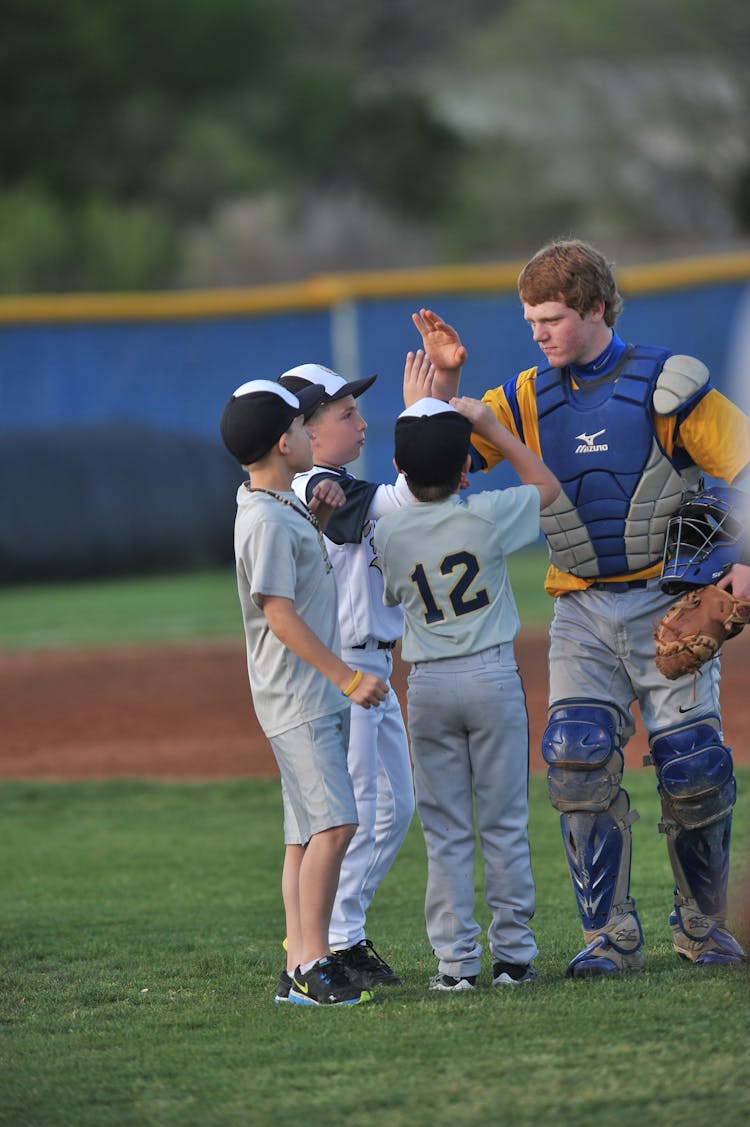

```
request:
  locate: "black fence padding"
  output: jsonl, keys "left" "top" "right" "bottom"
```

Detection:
{"left": 0, "top": 422, "right": 247, "bottom": 583}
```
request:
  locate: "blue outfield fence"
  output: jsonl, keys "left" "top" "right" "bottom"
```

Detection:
{"left": 1, "top": 254, "right": 749, "bottom": 582}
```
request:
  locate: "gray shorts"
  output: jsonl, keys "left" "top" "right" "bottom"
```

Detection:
{"left": 270, "top": 709, "right": 357, "bottom": 845}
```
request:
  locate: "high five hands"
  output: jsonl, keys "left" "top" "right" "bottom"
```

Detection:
{"left": 411, "top": 309, "right": 467, "bottom": 373}
{"left": 403, "top": 348, "right": 435, "bottom": 407}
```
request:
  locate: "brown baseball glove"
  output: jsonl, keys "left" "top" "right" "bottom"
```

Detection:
{"left": 654, "top": 583, "right": 750, "bottom": 680}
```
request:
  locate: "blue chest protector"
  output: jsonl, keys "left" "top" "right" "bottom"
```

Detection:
{"left": 536, "top": 345, "right": 672, "bottom": 577}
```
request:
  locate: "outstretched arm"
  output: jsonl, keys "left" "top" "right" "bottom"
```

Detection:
{"left": 411, "top": 308, "right": 467, "bottom": 400}
{"left": 451, "top": 396, "right": 561, "bottom": 509}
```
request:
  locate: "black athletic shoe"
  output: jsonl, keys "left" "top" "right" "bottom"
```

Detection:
{"left": 289, "top": 955, "right": 373, "bottom": 1007}
{"left": 274, "top": 969, "right": 293, "bottom": 1003}
{"left": 334, "top": 939, "right": 403, "bottom": 987}
{"left": 492, "top": 961, "right": 538, "bottom": 986}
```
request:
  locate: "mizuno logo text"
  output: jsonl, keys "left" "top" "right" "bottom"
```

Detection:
{"left": 575, "top": 428, "right": 608, "bottom": 454}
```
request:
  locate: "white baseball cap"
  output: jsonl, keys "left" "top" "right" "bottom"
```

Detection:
{"left": 279, "top": 363, "right": 377, "bottom": 403}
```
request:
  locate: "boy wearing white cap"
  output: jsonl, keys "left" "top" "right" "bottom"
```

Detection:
{"left": 373, "top": 396, "right": 560, "bottom": 990}
{"left": 277, "top": 357, "right": 428, "bottom": 988}
{"left": 220, "top": 379, "right": 387, "bottom": 1007}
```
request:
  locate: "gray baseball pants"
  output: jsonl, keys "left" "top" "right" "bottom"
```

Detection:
{"left": 407, "top": 643, "right": 538, "bottom": 979}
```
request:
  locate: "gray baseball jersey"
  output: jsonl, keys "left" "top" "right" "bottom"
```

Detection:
{"left": 234, "top": 484, "right": 348, "bottom": 738}
{"left": 374, "top": 486, "right": 541, "bottom": 663}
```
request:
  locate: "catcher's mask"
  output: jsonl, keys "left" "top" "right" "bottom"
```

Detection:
{"left": 660, "top": 485, "right": 746, "bottom": 595}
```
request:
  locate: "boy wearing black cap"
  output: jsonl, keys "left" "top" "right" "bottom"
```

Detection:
{"left": 373, "top": 396, "right": 560, "bottom": 991}
{"left": 220, "top": 379, "right": 387, "bottom": 1007}
{"left": 277, "top": 359, "right": 426, "bottom": 990}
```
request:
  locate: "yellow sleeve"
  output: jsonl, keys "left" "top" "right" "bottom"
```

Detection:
{"left": 672, "top": 389, "right": 750, "bottom": 483}
{"left": 472, "top": 368, "right": 542, "bottom": 469}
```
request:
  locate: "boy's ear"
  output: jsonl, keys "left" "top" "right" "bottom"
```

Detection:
{"left": 393, "top": 457, "right": 402, "bottom": 474}
{"left": 463, "top": 453, "right": 471, "bottom": 472}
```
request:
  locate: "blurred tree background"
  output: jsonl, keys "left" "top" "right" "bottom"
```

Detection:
{"left": 2, "top": 0, "right": 749, "bottom": 294}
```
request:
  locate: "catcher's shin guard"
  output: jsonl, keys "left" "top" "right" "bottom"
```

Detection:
{"left": 543, "top": 703, "right": 644, "bottom": 976}
{"left": 559, "top": 796, "right": 645, "bottom": 977}
{"left": 649, "top": 719, "right": 744, "bottom": 964}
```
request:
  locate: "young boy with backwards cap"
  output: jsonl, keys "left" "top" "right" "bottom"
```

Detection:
{"left": 276, "top": 356, "right": 430, "bottom": 988}
{"left": 219, "top": 379, "right": 387, "bottom": 1007}
{"left": 373, "top": 395, "right": 560, "bottom": 990}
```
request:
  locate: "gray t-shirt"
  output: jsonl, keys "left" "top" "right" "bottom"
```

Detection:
{"left": 234, "top": 484, "right": 348, "bottom": 737}
{"left": 374, "top": 487, "right": 541, "bottom": 663}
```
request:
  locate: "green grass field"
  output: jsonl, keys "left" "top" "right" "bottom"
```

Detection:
{"left": 0, "top": 548, "right": 552, "bottom": 653}
{"left": 2, "top": 774, "right": 749, "bottom": 1127}
{"left": 1, "top": 563, "right": 749, "bottom": 1126}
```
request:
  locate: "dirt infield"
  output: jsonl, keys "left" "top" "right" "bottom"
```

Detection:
{"left": 1, "top": 630, "right": 748, "bottom": 779}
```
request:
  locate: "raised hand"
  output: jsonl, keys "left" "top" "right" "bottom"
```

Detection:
{"left": 411, "top": 308, "right": 467, "bottom": 373}
{"left": 403, "top": 348, "right": 435, "bottom": 407}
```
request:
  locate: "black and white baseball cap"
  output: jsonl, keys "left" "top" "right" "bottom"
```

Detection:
{"left": 394, "top": 397, "right": 472, "bottom": 485}
{"left": 220, "top": 379, "right": 326, "bottom": 465}
{"left": 279, "top": 363, "right": 377, "bottom": 405}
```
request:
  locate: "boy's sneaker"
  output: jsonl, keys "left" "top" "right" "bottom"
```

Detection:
{"left": 274, "top": 969, "right": 293, "bottom": 1003}
{"left": 333, "top": 939, "right": 402, "bottom": 987}
{"left": 289, "top": 956, "right": 373, "bottom": 1007}
{"left": 492, "top": 961, "right": 538, "bottom": 986}
{"left": 429, "top": 972, "right": 477, "bottom": 991}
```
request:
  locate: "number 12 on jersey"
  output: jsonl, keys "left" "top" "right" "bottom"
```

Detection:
{"left": 410, "top": 551, "right": 490, "bottom": 623}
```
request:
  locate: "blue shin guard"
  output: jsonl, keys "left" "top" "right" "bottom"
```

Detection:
{"left": 543, "top": 703, "right": 644, "bottom": 976}
{"left": 650, "top": 720, "right": 744, "bottom": 965}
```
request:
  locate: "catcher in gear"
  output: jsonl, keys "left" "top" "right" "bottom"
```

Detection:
{"left": 413, "top": 239, "right": 750, "bottom": 977}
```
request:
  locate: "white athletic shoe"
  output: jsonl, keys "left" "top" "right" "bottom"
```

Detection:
{"left": 492, "top": 962, "right": 538, "bottom": 986}
{"left": 429, "top": 972, "right": 476, "bottom": 991}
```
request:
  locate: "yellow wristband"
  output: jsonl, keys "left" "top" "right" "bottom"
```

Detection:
{"left": 342, "top": 669, "right": 364, "bottom": 697}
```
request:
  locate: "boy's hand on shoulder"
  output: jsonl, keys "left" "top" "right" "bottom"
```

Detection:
{"left": 412, "top": 308, "right": 467, "bottom": 372}
{"left": 349, "top": 672, "right": 388, "bottom": 710}
{"left": 308, "top": 479, "right": 346, "bottom": 529}
{"left": 403, "top": 349, "right": 435, "bottom": 406}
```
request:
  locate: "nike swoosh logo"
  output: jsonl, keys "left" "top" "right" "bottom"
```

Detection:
{"left": 293, "top": 979, "right": 309, "bottom": 994}
{"left": 678, "top": 704, "right": 699, "bottom": 714}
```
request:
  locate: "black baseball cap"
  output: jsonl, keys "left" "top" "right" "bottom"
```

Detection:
{"left": 394, "top": 398, "right": 472, "bottom": 485}
{"left": 279, "top": 363, "right": 377, "bottom": 405}
{"left": 220, "top": 379, "right": 326, "bottom": 465}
